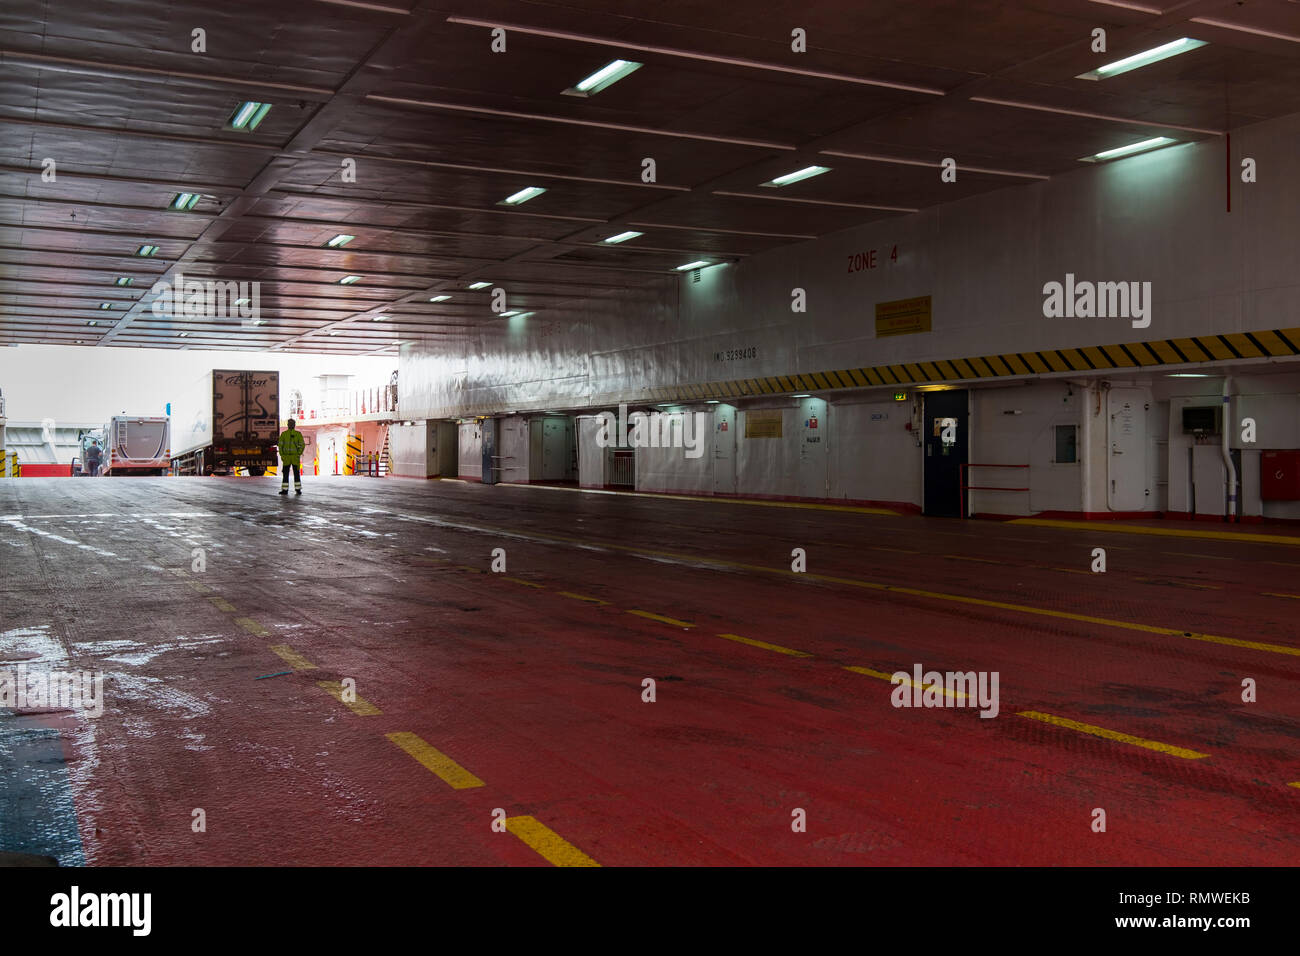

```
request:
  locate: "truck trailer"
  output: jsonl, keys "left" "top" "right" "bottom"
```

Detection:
{"left": 172, "top": 370, "right": 280, "bottom": 476}
{"left": 99, "top": 416, "right": 170, "bottom": 476}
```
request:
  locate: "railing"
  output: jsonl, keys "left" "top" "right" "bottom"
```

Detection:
{"left": 610, "top": 449, "right": 635, "bottom": 486}
{"left": 959, "top": 463, "right": 1029, "bottom": 517}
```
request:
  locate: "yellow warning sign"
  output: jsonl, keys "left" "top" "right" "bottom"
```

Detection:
{"left": 745, "top": 409, "right": 784, "bottom": 439}
{"left": 876, "top": 295, "right": 932, "bottom": 337}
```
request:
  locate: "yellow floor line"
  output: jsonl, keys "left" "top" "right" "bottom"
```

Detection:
{"left": 386, "top": 732, "right": 484, "bottom": 789}
{"left": 1011, "top": 517, "right": 1300, "bottom": 547}
{"left": 556, "top": 591, "right": 609, "bottom": 605}
{"left": 1288, "top": 782, "right": 1300, "bottom": 789}
{"left": 943, "top": 554, "right": 1005, "bottom": 565}
{"left": 1051, "top": 567, "right": 1091, "bottom": 575}
{"left": 269, "top": 644, "right": 317, "bottom": 670}
{"left": 236, "top": 618, "right": 269, "bottom": 637}
{"left": 502, "top": 576, "right": 544, "bottom": 589}
{"left": 869, "top": 546, "right": 918, "bottom": 554}
{"left": 1017, "top": 710, "right": 1209, "bottom": 760}
{"left": 208, "top": 596, "right": 236, "bottom": 612}
{"left": 187, "top": 580, "right": 212, "bottom": 593}
{"left": 1263, "top": 592, "right": 1300, "bottom": 600}
{"left": 844, "top": 665, "right": 971, "bottom": 701}
{"left": 506, "top": 815, "right": 600, "bottom": 867}
{"left": 717, "top": 633, "right": 813, "bottom": 657}
{"left": 391, "top": 515, "right": 1300, "bottom": 659}
{"left": 498, "top": 481, "right": 900, "bottom": 516}
{"left": 454, "top": 565, "right": 484, "bottom": 573}
{"left": 627, "top": 609, "right": 694, "bottom": 628}
{"left": 317, "top": 681, "right": 382, "bottom": 716}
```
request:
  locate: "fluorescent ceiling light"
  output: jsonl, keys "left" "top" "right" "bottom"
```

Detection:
{"left": 675, "top": 260, "right": 709, "bottom": 271}
{"left": 1090, "top": 136, "right": 1177, "bottom": 160}
{"left": 339, "top": 275, "right": 363, "bottom": 285}
{"left": 792, "top": 393, "right": 811, "bottom": 398}
{"left": 249, "top": 318, "right": 266, "bottom": 326}
{"left": 87, "top": 320, "right": 98, "bottom": 327}
{"left": 170, "top": 192, "right": 200, "bottom": 211}
{"left": 706, "top": 400, "right": 719, "bottom": 404}
{"left": 761, "top": 165, "right": 831, "bottom": 187}
{"left": 428, "top": 295, "right": 451, "bottom": 302}
{"left": 228, "top": 101, "right": 272, "bottom": 131}
{"left": 565, "top": 59, "right": 643, "bottom": 96}
{"left": 328, "top": 330, "right": 341, "bottom": 336}
{"left": 1168, "top": 373, "right": 1212, "bottom": 378}
{"left": 602, "top": 231, "right": 643, "bottom": 244}
{"left": 500, "top": 310, "right": 520, "bottom": 317}
{"left": 178, "top": 331, "right": 189, "bottom": 337}
{"left": 115, "top": 277, "right": 132, "bottom": 286}
{"left": 468, "top": 281, "right": 491, "bottom": 290}
{"left": 325, "top": 234, "right": 355, "bottom": 248}
{"left": 234, "top": 298, "right": 250, "bottom": 307}
{"left": 500, "top": 186, "right": 546, "bottom": 205}
{"left": 1077, "top": 38, "right": 1207, "bottom": 80}
{"left": 99, "top": 302, "right": 112, "bottom": 310}
{"left": 136, "top": 244, "right": 159, "bottom": 257}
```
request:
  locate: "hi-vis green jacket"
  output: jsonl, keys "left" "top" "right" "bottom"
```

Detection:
{"left": 278, "top": 428, "right": 306, "bottom": 466}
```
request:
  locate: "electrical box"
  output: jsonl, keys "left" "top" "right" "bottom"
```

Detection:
{"left": 1261, "top": 449, "right": 1300, "bottom": 500}
{"left": 1182, "top": 405, "right": 1221, "bottom": 435}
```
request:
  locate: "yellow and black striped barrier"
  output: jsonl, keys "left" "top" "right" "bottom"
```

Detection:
{"left": 345, "top": 435, "right": 362, "bottom": 476}
{"left": 651, "top": 327, "right": 1300, "bottom": 401}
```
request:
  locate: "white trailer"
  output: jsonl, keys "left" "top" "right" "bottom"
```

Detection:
{"left": 172, "top": 369, "right": 280, "bottom": 476}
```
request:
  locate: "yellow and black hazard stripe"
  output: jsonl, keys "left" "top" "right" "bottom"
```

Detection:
{"left": 656, "top": 328, "right": 1300, "bottom": 402}
{"left": 344, "top": 435, "right": 363, "bottom": 476}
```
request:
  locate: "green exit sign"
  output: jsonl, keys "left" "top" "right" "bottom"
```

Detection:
{"left": 893, "top": 391, "right": 908, "bottom": 401}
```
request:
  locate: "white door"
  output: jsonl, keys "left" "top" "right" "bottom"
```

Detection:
{"left": 797, "top": 398, "right": 829, "bottom": 499}
{"left": 712, "top": 406, "right": 736, "bottom": 495}
{"left": 1107, "top": 387, "right": 1148, "bottom": 511}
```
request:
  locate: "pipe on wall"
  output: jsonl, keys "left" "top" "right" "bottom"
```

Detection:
{"left": 1222, "top": 376, "right": 1237, "bottom": 521}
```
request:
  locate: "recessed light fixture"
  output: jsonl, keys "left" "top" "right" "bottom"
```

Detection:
{"left": 339, "top": 275, "right": 362, "bottom": 285}
{"left": 760, "top": 165, "right": 831, "bottom": 188}
{"left": 75, "top": 339, "right": 84, "bottom": 344}
{"left": 499, "top": 186, "right": 546, "bottom": 206}
{"left": 178, "top": 331, "right": 189, "bottom": 337}
{"left": 328, "top": 330, "right": 341, "bottom": 336}
{"left": 428, "top": 295, "right": 451, "bottom": 302}
{"left": 1077, "top": 38, "right": 1207, "bottom": 81}
{"left": 372, "top": 316, "right": 385, "bottom": 322}
{"left": 87, "top": 320, "right": 98, "bottom": 327}
{"left": 228, "top": 101, "right": 272, "bottom": 131}
{"left": 248, "top": 318, "right": 266, "bottom": 326}
{"left": 169, "top": 192, "right": 200, "bottom": 211}
{"left": 468, "top": 281, "right": 491, "bottom": 290}
{"left": 602, "top": 231, "right": 643, "bottom": 244}
{"left": 115, "top": 277, "right": 132, "bottom": 286}
{"left": 675, "top": 260, "right": 709, "bottom": 271}
{"left": 99, "top": 302, "right": 112, "bottom": 310}
{"left": 563, "top": 59, "right": 643, "bottom": 97}
{"left": 1087, "top": 136, "right": 1177, "bottom": 161}
{"left": 234, "top": 297, "right": 250, "bottom": 307}
{"left": 136, "top": 244, "right": 159, "bottom": 257}
{"left": 325, "top": 234, "right": 355, "bottom": 248}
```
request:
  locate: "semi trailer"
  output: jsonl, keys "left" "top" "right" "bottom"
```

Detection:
{"left": 172, "top": 370, "right": 280, "bottom": 476}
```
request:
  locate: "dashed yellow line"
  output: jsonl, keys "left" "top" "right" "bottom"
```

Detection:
{"left": 844, "top": 665, "right": 970, "bottom": 701}
{"left": 269, "top": 644, "right": 317, "bottom": 670}
{"left": 1017, "top": 710, "right": 1209, "bottom": 760}
{"left": 505, "top": 815, "right": 600, "bottom": 867}
{"left": 717, "top": 633, "right": 812, "bottom": 657}
{"left": 208, "top": 596, "right": 236, "bottom": 612}
{"left": 502, "top": 576, "right": 544, "bottom": 589}
{"left": 236, "top": 617, "right": 270, "bottom": 637}
{"left": 317, "top": 681, "right": 382, "bottom": 716}
{"left": 556, "top": 591, "right": 609, "bottom": 605}
{"left": 187, "top": 579, "right": 211, "bottom": 593}
{"left": 627, "top": 609, "right": 694, "bottom": 628}
{"left": 386, "top": 732, "right": 484, "bottom": 789}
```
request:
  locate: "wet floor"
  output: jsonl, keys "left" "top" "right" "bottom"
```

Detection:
{"left": 1, "top": 475, "right": 1298, "bottom": 865}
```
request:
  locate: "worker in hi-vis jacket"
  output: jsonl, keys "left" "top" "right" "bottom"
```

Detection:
{"left": 278, "top": 419, "right": 306, "bottom": 496}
